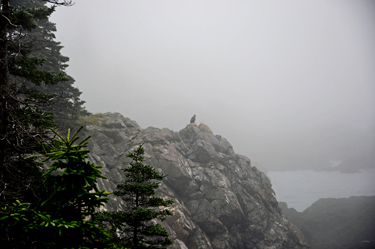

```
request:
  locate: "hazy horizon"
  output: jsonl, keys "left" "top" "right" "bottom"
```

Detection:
{"left": 50, "top": 0, "right": 375, "bottom": 171}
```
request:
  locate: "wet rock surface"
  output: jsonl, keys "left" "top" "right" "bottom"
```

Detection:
{"left": 84, "top": 112, "right": 308, "bottom": 249}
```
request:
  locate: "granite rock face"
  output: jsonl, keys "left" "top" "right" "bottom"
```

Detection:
{"left": 84, "top": 112, "right": 308, "bottom": 249}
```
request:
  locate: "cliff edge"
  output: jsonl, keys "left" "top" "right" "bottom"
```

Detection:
{"left": 83, "top": 112, "right": 308, "bottom": 249}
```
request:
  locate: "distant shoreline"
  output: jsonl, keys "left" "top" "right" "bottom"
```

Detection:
{"left": 268, "top": 168, "right": 375, "bottom": 212}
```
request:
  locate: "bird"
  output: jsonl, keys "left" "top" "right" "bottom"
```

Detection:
{"left": 190, "top": 114, "right": 196, "bottom": 124}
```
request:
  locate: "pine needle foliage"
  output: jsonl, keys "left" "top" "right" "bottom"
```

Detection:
{"left": 35, "top": 126, "right": 111, "bottom": 247}
{"left": 96, "top": 145, "right": 174, "bottom": 249}
{"left": 0, "top": 127, "right": 112, "bottom": 248}
{"left": 0, "top": 0, "right": 87, "bottom": 206}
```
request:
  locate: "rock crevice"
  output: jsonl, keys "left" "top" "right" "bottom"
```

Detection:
{"left": 85, "top": 113, "right": 308, "bottom": 249}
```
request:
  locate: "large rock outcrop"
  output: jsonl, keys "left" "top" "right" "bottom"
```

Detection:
{"left": 280, "top": 196, "right": 375, "bottom": 249}
{"left": 84, "top": 112, "right": 308, "bottom": 249}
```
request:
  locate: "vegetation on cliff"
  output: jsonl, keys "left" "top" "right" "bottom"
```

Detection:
{"left": 0, "top": 0, "right": 87, "bottom": 206}
{"left": 95, "top": 144, "right": 174, "bottom": 248}
{"left": 0, "top": 0, "right": 311, "bottom": 248}
{"left": 0, "top": 128, "right": 111, "bottom": 248}
{"left": 0, "top": 1, "right": 147, "bottom": 248}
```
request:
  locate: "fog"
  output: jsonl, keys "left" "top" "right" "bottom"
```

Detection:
{"left": 50, "top": 0, "right": 375, "bottom": 171}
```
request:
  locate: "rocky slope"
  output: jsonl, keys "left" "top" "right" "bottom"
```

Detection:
{"left": 280, "top": 196, "right": 375, "bottom": 249}
{"left": 83, "top": 112, "right": 308, "bottom": 249}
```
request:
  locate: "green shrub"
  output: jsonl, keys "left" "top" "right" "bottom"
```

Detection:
{"left": 78, "top": 113, "right": 107, "bottom": 125}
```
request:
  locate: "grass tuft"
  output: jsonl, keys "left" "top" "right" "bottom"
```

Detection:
{"left": 78, "top": 113, "right": 107, "bottom": 125}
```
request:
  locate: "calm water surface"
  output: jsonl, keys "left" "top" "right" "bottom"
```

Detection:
{"left": 267, "top": 168, "right": 375, "bottom": 212}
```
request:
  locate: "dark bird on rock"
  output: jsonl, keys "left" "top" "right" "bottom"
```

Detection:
{"left": 190, "top": 114, "right": 196, "bottom": 124}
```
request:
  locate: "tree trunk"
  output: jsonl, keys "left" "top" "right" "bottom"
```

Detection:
{"left": 134, "top": 193, "right": 139, "bottom": 248}
{"left": 0, "top": 0, "right": 10, "bottom": 199}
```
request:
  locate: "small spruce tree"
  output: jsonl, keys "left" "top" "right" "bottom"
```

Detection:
{"left": 38, "top": 126, "right": 111, "bottom": 247}
{"left": 96, "top": 144, "right": 174, "bottom": 249}
{"left": 0, "top": 127, "right": 112, "bottom": 248}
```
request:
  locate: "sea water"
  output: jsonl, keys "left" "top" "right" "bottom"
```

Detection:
{"left": 267, "top": 168, "right": 375, "bottom": 212}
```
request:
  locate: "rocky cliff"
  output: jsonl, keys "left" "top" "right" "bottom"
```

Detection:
{"left": 280, "top": 196, "right": 375, "bottom": 249}
{"left": 83, "top": 112, "right": 308, "bottom": 249}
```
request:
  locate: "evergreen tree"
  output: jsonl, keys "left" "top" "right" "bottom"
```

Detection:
{"left": 36, "top": 126, "right": 111, "bottom": 247}
{"left": 1, "top": 0, "right": 58, "bottom": 205}
{"left": 0, "top": 0, "right": 84, "bottom": 205}
{"left": 11, "top": 0, "right": 89, "bottom": 130}
{"left": 0, "top": 1, "right": 110, "bottom": 247}
{"left": 0, "top": 127, "right": 111, "bottom": 248}
{"left": 96, "top": 145, "right": 174, "bottom": 249}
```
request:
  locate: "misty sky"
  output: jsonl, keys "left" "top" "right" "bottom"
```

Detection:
{"left": 50, "top": 0, "right": 375, "bottom": 170}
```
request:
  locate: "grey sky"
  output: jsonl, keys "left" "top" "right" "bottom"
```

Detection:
{"left": 51, "top": 0, "right": 375, "bottom": 170}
